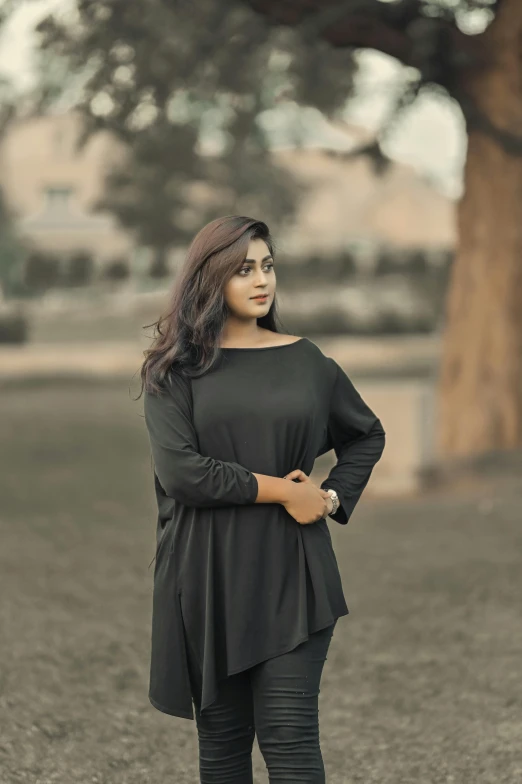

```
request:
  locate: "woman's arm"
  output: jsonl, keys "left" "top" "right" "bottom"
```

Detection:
{"left": 144, "top": 371, "right": 259, "bottom": 508}
{"left": 252, "top": 473, "right": 297, "bottom": 505}
{"left": 319, "top": 360, "right": 386, "bottom": 525}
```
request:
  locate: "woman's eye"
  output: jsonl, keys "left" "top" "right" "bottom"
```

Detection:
{"left": 239, "top": 263, "right": 274, "bottom": 275}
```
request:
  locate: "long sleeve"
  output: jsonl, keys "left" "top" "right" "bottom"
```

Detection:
{"left": 319, "top": 359, "right": 385, "bottom": 526}
{"left": 144, "top": 370, "right": 259, "bottom": 508}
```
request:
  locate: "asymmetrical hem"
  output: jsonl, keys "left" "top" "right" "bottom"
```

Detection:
{"left": 143, "top": 336, "right": 385, "bottom": 721}
{"left": 148, "top": 694, "right": 194, "bottom": 720}
{"left": 225, "top": 613, "right": 346, "bottom": 677}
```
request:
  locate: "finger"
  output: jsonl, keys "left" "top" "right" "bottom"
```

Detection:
{"left": 284, "top": 469, "right": 306, "bottom": 480}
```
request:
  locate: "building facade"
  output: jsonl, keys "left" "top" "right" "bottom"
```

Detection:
{"left": 0, "top": 112, "right": 134, "bottom": 267}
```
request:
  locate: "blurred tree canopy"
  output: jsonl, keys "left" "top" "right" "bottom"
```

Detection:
{"left": 36, "top": 0, "right": 358, "bottom": 274}
{"left": 34, "top": 0, "right": 522, "bottom": 458}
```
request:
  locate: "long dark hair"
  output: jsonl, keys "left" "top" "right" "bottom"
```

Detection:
{"left": 136, "top": 215, "right": 288, "bottom": 397}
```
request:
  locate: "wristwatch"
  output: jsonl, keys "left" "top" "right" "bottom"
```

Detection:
{"left": 324, "top": 488, "right": 340, "bottom": 516}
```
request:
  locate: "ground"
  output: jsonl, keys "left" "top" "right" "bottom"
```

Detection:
{"left": 0, "top": 377, "right": 520, "bottom": 783}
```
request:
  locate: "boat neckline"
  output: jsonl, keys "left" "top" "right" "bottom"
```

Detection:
{"left": 220, "top": 337, "right": 307, "bottom": 351}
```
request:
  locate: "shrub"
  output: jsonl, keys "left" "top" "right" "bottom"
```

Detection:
{"left": 403, "top": 248, "right": 429, "bottom": 276}
{"left": 0, "top": 308, "right": 29, "bottom": 344}
{"left": 375, "top": 247, "right": 400, "bottom": 276}
{"left": 62, "top": 251, "right": 95, "bottom": 287}
{"left": 102, "top": 257, "right": 131, "bottom": 281}
{"left": 22, "top": 251, "right": 62, "bottom": 293}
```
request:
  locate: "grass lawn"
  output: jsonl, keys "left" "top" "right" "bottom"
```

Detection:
{"left": 0, "top": 378, "right": 521, "bottom": 783}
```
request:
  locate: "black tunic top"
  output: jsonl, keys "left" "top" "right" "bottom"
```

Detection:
{"left": 143, "top": 336, "right": 385, "bottom": 720}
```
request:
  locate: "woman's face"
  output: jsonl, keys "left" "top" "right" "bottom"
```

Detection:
{"left": 223, "top": 238, "right": 275, "bottom": 318}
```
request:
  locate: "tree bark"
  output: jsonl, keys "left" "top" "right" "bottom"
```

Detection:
{"left": 437, "top": 0, "right": 522, "bottom": 457}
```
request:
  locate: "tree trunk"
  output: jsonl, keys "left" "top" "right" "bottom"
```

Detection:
{"left": 437, "top": 0, "right": 522, "bottom": 457}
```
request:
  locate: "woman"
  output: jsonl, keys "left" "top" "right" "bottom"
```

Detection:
{"left": 138, "top": 215, "right": 386, "bottom": 783}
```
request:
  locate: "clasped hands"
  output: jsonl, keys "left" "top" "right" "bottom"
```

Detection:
{"left": 282, "top": 469, "right": 333, "bottom": 525}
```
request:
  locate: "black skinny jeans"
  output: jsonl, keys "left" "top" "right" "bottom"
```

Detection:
{"left": 186, "top": 621, "right": 337, "bottom": 784}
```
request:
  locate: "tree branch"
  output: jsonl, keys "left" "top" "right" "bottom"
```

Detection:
{"left": 246, "top": 0, "right": 480, "bottom": 83}
{"left": 325, "top": 140, "right": 393, "bottom": 174}
{"left": 246, "top": 0, "right": 421, "bottom": 66}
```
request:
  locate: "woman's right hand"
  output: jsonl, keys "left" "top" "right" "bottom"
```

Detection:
{"left": 282, "top": 480, "right": 331, "bottom": 525}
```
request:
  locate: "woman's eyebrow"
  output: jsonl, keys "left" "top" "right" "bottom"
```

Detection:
{"left": 243, "top": 255, "right": 273, "bottom": 263}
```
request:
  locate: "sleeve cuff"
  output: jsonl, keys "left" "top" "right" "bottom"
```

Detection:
{"left": 247, "top": 471, "right": 259, "bottom": 504}
{"left": 320, "top": 482, "right": 349, "bottom": 525}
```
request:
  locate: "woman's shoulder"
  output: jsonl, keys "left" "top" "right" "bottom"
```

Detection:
{"left": 298, "top": 338, "right": 340, "bottom": 377}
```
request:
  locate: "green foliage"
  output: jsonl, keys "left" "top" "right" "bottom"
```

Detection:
{"left": 0, "top": 10, "right": 26, "bottom": 301}
{"left": 0, "top": 309, "right": 28, "bottom": 344}
{"left": 102, "top": 257, "right": 131, "bottom": 282}
{"left": 0, "top": 189, "right": 26, "bottom": 299}
{"left": 243, "top": 0, "right": 513, "bottom": 163}
{"left": 62, "top": 250, "right": 95, "bottom": 287}
{"left": 22, "top": 250, "right": 62, "bottom": 294}
{"left": 147, "top": 248, "right": 169, "bottom": 279}
{"left": 31, "top": 0, "right": 505, "bottom": 271}
{"left": 35, "top": 0, "right": 358, "bottom": 254}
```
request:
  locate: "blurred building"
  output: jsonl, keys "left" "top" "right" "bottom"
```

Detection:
{"left": 273, "top": 145, "right": 455, "bottom": 258}
{"left": 0, "top": 111, "right": 455, "bottom": 268}
{"left": 0, "top": 112, "right": 133, "bottom": 267}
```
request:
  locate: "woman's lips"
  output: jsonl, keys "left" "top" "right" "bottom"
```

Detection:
{"left": 251, "top": 295, "right": 269, "bottom": 300}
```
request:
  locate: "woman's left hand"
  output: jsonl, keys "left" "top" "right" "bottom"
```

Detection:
{"left": 283, "top": 469, "right": 333, "bottom": 518}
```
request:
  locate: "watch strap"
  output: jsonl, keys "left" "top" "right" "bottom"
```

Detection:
{"left": 324, "top": 488, "right": 340, "bottom": 515}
